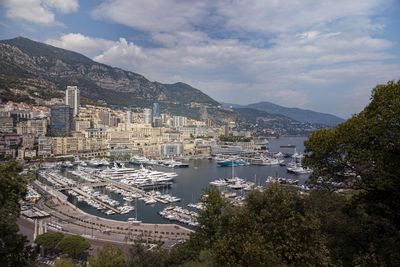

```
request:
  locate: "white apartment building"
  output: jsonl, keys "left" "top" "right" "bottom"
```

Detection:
{"left": 65, "top": 86, "right": 80, "bottom": 116}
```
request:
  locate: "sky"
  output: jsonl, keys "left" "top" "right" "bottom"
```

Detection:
{"left": 1, "top": 0, "right": 400, "bottom": 119}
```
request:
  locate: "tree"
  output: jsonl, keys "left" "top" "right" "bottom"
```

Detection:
{"left": 303, "top": 80, "right": 400, "bottom": 265}
{"left": 57, "top": 235, "right": 90, "bottom": 258}
{"left": 88, "top": 243, "right": 126, "bottom": 267}
{"left": 0, "top": 160, "right": 37, "bottom": 266}
{"left": 165, "top": 188, "right": 232, "bottom": 265}
{"left": 212, "top": 184, "right": 330, "bottom": 266}
{"left": 35, "top": 232, "right": 64, "bottom": 252}
{"left": 195, "top": 186, "right": 232, "bottom": 247}
{"left": 303, "top": 81, "right": 400, "bottom": 225}
{"left": 54, "top": 257, "right": 75, "bottom": 267}
{"left": 126, "top": 243, "right": 169, "bottom": 267}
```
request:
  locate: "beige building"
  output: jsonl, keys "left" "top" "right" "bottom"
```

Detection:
{"left": 0, "top": 117, "right": 14, "bottom": 133}
{"left": 16, "top": 118, "right": 47, "bottom": 136}
{"left": 38, "top": 136, "right": 52, "bottom": 156}
{"left": 75, "top": 120, "right": 91, "bottom": 132}
{"left": 51, "top": 136, "right": 101, "bottom": 155}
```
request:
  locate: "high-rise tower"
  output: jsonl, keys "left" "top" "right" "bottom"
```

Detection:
{"left": 50, "top": 105, "right": 73, "bottom": 137}
{"left": 143, "top": 108, "right": 152, "bottom": 124}
{"left": 65, "top": 86, "right": 80, "bottom": 116}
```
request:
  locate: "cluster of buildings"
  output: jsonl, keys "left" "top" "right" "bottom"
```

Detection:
{"left": 1, "top": 86, "right": 259, "bottom": 160}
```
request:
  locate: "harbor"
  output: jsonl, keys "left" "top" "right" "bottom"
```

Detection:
{"left": 36, "top": 137, "right": 311, "bottom": 228}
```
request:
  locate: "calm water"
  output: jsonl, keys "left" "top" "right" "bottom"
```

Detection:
{"left": 64, "top": 136, "right": 309, "bottom": 226}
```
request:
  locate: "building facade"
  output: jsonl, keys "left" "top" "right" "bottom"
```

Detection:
{"left": 16, "top": 118, "right": 47, "bottom": 136}
{"left": 159, "top": 143, "right": 184, "bottom": 157}
{"left": 126, "top": 111, "right": 132, "bottom": 123}
{"left": 143, "top": 108, "right": 152, "bottom": 124}
{"left": 0, "top": 117, "right": 14, "bottom": 133}
{"left": 50, "top": 105, "right": 73, "bottom": 137}
{"left": 65, "top": 86, "right": 80, "bottom": 116}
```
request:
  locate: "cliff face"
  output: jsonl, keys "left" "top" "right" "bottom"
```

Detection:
{"left": 0, "top": 37, "right": 219, "bottom": 108}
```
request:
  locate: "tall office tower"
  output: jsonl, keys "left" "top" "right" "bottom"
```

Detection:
{"left": 152, "top": 103, "right": 161, "bottom": 127}
{"left": 126, "top": 111, "right": 132, "bottom": 123}
{"left": 65, "top": 86, "right": 80, "bottom": 116}
{"left": 50, "top": 105, "right": 73, "bottom": 137}
{"left": 152, "top": 103, "right": 161, "bottom": 118}
{"left": 143, "top": 108, "right": 152, "bottom": 124}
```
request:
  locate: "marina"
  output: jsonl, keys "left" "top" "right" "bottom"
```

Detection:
{"left": 37, "top": 137, "right": 311, "bottom": 228}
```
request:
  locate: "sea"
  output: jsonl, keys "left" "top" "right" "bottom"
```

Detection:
{"left": 63, "top": 136, "right": 309, "bottom": 226}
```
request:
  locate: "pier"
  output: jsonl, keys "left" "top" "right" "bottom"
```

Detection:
{"left": 93, "top": 174, "right": 170, "bottom": 204}
{"left": 71, "top": 187, "right": 121, "bottom": 214}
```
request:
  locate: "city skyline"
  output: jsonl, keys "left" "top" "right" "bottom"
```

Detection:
{"left": 1, "top": 0, "right": 400, "bottom": 118}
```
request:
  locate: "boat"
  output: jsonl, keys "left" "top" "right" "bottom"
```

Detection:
{"left": 130, "top": 156, "right": 154, "bottom": 165}
{"left": 61, "top": 161, "right": 73, "bottom": 168}
{"left": 128, "top": 218, "right": 141, "bottom": 223}
{"left": 210, "top": 179, "right": 228, "bottom": 187}
{"left": 144, "top": 197, "right": 157, "bottom": 205}
{"left": 217, "top": 158, "right": 247, "bottom": 167}
{"left": 264, "top": 158, "right": 284, "bottom": 165}
{"left": 280, "top": 144, "right": 296, "bottom": 148}
{"left": 158, "top": 159, "right": 189, "bottom": 168}
{"left": 87, "top": 159, "right": 101, "bottom": 167}
{"left": 105, "top": 210, "right": 115, "bottom": 215}
{"left": 287, "top": 165, "right": 312, "bottom": 174}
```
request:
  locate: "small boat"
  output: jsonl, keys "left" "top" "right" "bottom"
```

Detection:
{"left": 128, "top": 218, "right": 141, "bottom": 223}
{"left": 144, "top": 198, "right": 157, "bottom": 205}
{"left": 280, "top": 144, "right": 296, "bottom": 148}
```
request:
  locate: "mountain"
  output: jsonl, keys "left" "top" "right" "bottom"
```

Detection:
{"left": 0, "top": 36, "right": 331, "bottom": 132}
{"left": 0, "top": 37, "right": 219, "bottom": 117}
{"left": 233, "top": 108, "right": 325, "bottom": 136}
{"left": 222, "top": 101, "right": 344, "bottom": 126}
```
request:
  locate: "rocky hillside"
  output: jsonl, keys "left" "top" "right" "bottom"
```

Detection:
{"left": 0, "top": 37, "right": 331, "bottom": 132}
{"left": 0, "top": 37, "right": 219, "bottom": 110}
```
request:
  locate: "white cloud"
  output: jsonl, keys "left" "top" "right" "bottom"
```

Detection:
{"left": 91, "top": 0, "right": 387, "bottom": 36}
{"left": 44, "top": 0, "right": 398, "bottom": 118}
{"left": 46, "top": 33, "right": 116, "bottom": 56}
{"left": 92, "top": 0, "right": 209, "bottom": 32}
{"left": 3, "top": 0, "right": 78, "bottom": 25}
{"left": 48, "top": 27, "right": 398, "bottom": 118}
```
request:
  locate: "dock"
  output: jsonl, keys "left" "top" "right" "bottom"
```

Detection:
{"left": 71, "top": 187, "right": 121, "bottom": 214}
{"left": 53, "top": 172, "right": 170, "bottom": 205}
{"left": 92, "top": 174, "right": 169, "bottom": 204}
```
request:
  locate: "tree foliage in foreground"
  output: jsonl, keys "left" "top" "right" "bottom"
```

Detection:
{"left": 212, "top": 185, "right": 330, "bottom": 266}
{"left": 169, "top": 185, "right": 329, "bottom": 266}
{"left": 35, "top": 232, "right": 64, "bottom": 251}
{"left": 88, "top": 243, "right": 126, "bottom": 267}
{"left": 303, "top": 80, "right": 400, "bottom": 265}
{"left": 57, "top": 235, "right": 90, "bottom": 258}
{"left": 54, "top": 257, "right": 75, "bottom": 267}
{"left": 0, "top": 160, "right": 37, "bottom": 266}
{"left": 303, "top": 80, "right": 400, "bottom": 227}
